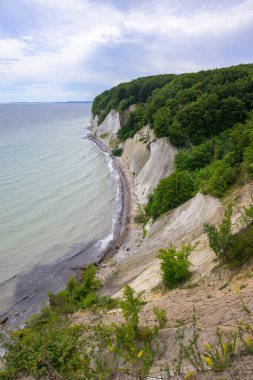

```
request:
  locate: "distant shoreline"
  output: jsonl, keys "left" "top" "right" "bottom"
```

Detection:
{"left": 1, "top": 101, "right": 92, "bottom": 104}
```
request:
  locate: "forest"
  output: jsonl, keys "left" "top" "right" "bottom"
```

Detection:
{"left": 92, "top": 64, "right": 253, "bottom": 218}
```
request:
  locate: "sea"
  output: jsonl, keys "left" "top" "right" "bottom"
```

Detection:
{"left": 0, "top": 102, "right": 120, "bottom": 324}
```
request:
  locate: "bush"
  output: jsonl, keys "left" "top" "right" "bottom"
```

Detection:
{"left": 111, "top": 147, "right": 123, "bottom": 156}
{"left": 91, "top": 285, "right": 160, "bottom": 378}
{"left": 158, "top": 243, "right": 194, "bottom": 288}
{"left": 203, "top": 203, "right": 233, "bottom": 262}
{"left": 0, "top": 324, "right": 86, "bottom": 379}
{"left": 199, "top": 159, "right": 237, "bottom": 197}
{"left": 175, "top": 140, "right": 214, "bottom": 172}
{"left": 119, "top": 285, "right": 145, "bottom": 331}
{"left": 243, "top": 142, "right": 253, "bottom": 175}
{"left": 225, "top": 224, "right": 253, "bottom": 265}
{"left": 117, "top": 105, "right": 145, "bottom": 141}
{"left": 43, "top": 264, "right": 102, "bottom": 319}
{"left": 153, "top": 307, "right": 167, "bottom": 328}
{"left": 0, "top": 265, "right": 117, "bottom": 380}
{"left": 146, "top": 171, "right": 196, "bottom": 219}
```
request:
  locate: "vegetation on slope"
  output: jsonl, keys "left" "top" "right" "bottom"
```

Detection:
{"left": 145, "top": 64, "right": 253, "bottom": 147}
{"left": 204, "top": 201, "right": 253, "bottom": 267}
{"left": 93, "top": 64, "right": 253, "bottom": 145}
{"left": 2, "top": 64, "right": 253, "bottom": 378}
{"left": 1, "top": 199, "right": 253, "bottom": 379}
{"left": 92, "top": 74, "right": 175, "bottom": 125}
{"left": 93, "top": 64, "right": 253, "bottom": 218}
{"left": 146, "top": 115, "right": 253, "bottom": 218}
{"left": 0, "top": 268, "right": 164, "bottom": 379}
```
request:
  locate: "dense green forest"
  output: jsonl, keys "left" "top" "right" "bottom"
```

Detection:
{"left": 92, "top": 74, "right": 175, "bottom": 125}
{"left": 92, "top": 64, "right": 253, "bottom": 146}
{"left": 93, "top": 64, "right": 253, "bottom": 218}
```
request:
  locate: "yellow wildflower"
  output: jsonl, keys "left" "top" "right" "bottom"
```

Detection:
{"left": 184, "top": 370, "right": 196, "bottom": 379}
{"left": 233, "top": 284, "right": 241, "bottom": 294}
{"left": 222, "top": 343, "right": 228, "bottom": 354}
{"left": 204, "top": 342, "right": 212, "bottom": 352}
{"left": 137, "top": 350, "right": 144, "bottom": 358}
{"left": 108, "top": 345, "right": 114, "bottom": 352}
{"left": 204, "top": 356, "right": 213, "bottom": 367}
{"left": 245, "top": 335, "right": 252, "bottom": 347}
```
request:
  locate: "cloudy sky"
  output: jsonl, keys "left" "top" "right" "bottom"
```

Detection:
{"left": 0, "top": 0, "right": 253, "bottom": 102}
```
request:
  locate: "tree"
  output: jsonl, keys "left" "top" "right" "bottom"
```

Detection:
{"left": 153, "top": 106, "right": 171, "bottom": 137}
{"left": 119, "top": 285, "right": 144, "bottom": 331}
{"left": 158, "top": 243, "right": 194, "bottom": 288}
{"left": 203, "top": 203, "right": 233, "bottom": 262}
{"left": 146, "top": 171, "right": 196, "bottom": 219}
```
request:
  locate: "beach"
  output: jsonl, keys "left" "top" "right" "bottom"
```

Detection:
{"left": 1, "top": 123, "right": 136, "bottom": 328}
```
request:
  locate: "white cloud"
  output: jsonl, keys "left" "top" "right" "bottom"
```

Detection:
{"left": 125, "top": 0, "right": 253, "bottom": 38}
{"left": 0, "top": 38, "right": 30, "bottom": 60}
{"left": 1, "top": 0, "right": 253, "bottom": 101}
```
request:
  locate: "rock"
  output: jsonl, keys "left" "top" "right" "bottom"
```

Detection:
{"left": 0, "top": 316, "right": 8, "bottom": 325}
{"left": 136, "top": 137, "right": 177, "bottom": 203}
{"left": 122, "top": 126, "right": 150, "bottom": 174}
{"left": 95, "top": 110, "right": 121, "bottom": 145}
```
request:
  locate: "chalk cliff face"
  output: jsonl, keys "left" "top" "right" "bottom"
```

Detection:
{"left": 94, "top": 110, "right": 121, "bottom": 146}
{"left": 135, "top": 137, "right": 177, "bottom": 204}
{"left": 93, "top": 108, "right": 177, "bottom": 204}
{"left": 121, "top": 126, "right": 150, "bottom": 175}
{"left": 111, "top": 192, "right": 222, "bottom": 296}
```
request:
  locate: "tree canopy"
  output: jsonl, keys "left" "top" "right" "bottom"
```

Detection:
{"left": 93, "top": 64, "right": 253, "bottom": 146}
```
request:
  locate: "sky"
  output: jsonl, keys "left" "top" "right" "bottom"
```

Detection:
{"left": 0, "top": 0, "right": 253, "bottom": 102}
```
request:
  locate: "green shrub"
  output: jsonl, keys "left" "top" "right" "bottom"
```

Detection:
{"left": 243, "top": 142, "right": 253, "bottom": 175}
{"left": 0, "top": 324, "right": 86, "bottom": 379}
{"left": 0, "top": 282, "right": 160, "bottom": 379}
{"left": 225, "top": 224, "right": 253, "bottom": 265}
{"left": 117, "top": 105, "right": 145, "bottom": 141}
{"left": 199, "top": 159, "right": 237, "bottom": 197}
{"left": 90, "top": 285, "right": 159, "bottom": 378}
{"left": 153, "top": 307, "right": 167, "bottom": 328}
{"left": 119, "top": 285, "right": 145, "bottom": 331}
{"left": 243, "top": 204, "right": 253, "bottom": 225}
{"left": 158, "top": 243, "right": 194, "bottom": 288}
{"left": 153, "top": 106, "right": 172, "bottom": 138}
{"left": 203, "top": 203, "right": 233, "bottom": 262}
{"left": 175, "top": 140, "right": 214, "bottom": 171}
{"left": 111, "top": 147, "right": 123, "bottom": 156}
{"left": 42, "top": 265, "right": 101, "bottom": 319}
{"left": 146, "top": 171, "right": 196, "bottom": 219}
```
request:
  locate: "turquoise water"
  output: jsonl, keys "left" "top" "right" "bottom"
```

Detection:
{"left": 0, "top": 103, "right": 118, "bottom": 316}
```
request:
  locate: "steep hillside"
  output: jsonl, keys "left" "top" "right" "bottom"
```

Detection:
{"left": 92, "top": 63, "right": 253, "bottom": 210}
{"left": 1, "top": 65, "right": 253, "bottom": 379}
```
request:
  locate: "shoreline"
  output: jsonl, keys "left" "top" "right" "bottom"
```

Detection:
{"left": 86, "top": 133, "right": 142, "bottom": 289}
{"left": 0, "top": 130, "right": 134, "bottom": 327}
{"left": 86, "top": 135, "right": 132, "bottom": 265}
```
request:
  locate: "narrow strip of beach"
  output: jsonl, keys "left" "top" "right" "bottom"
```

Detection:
{"left": 1, "top": 131, "right": 137, "bottom": 328}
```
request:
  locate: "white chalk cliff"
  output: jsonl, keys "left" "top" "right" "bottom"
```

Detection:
{"left": 94, "top": 110, "right": 121, "bottom": 146}
{"left": 135, "top": 137, "right": 177, "bottom": 204}
{"left": 121, "top": 126, "right": 150, "bottom": 175}
{"left": 93, "top": 108, "right": 177, "bottom": 204}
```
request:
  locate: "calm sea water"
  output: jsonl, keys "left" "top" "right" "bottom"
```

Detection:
{"left": 0, "top": 103, "right": 118, "bottom": 318}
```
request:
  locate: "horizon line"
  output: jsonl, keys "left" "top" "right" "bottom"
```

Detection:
{"left": 0, "top": 101, "right": 93, "bottom": 104}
